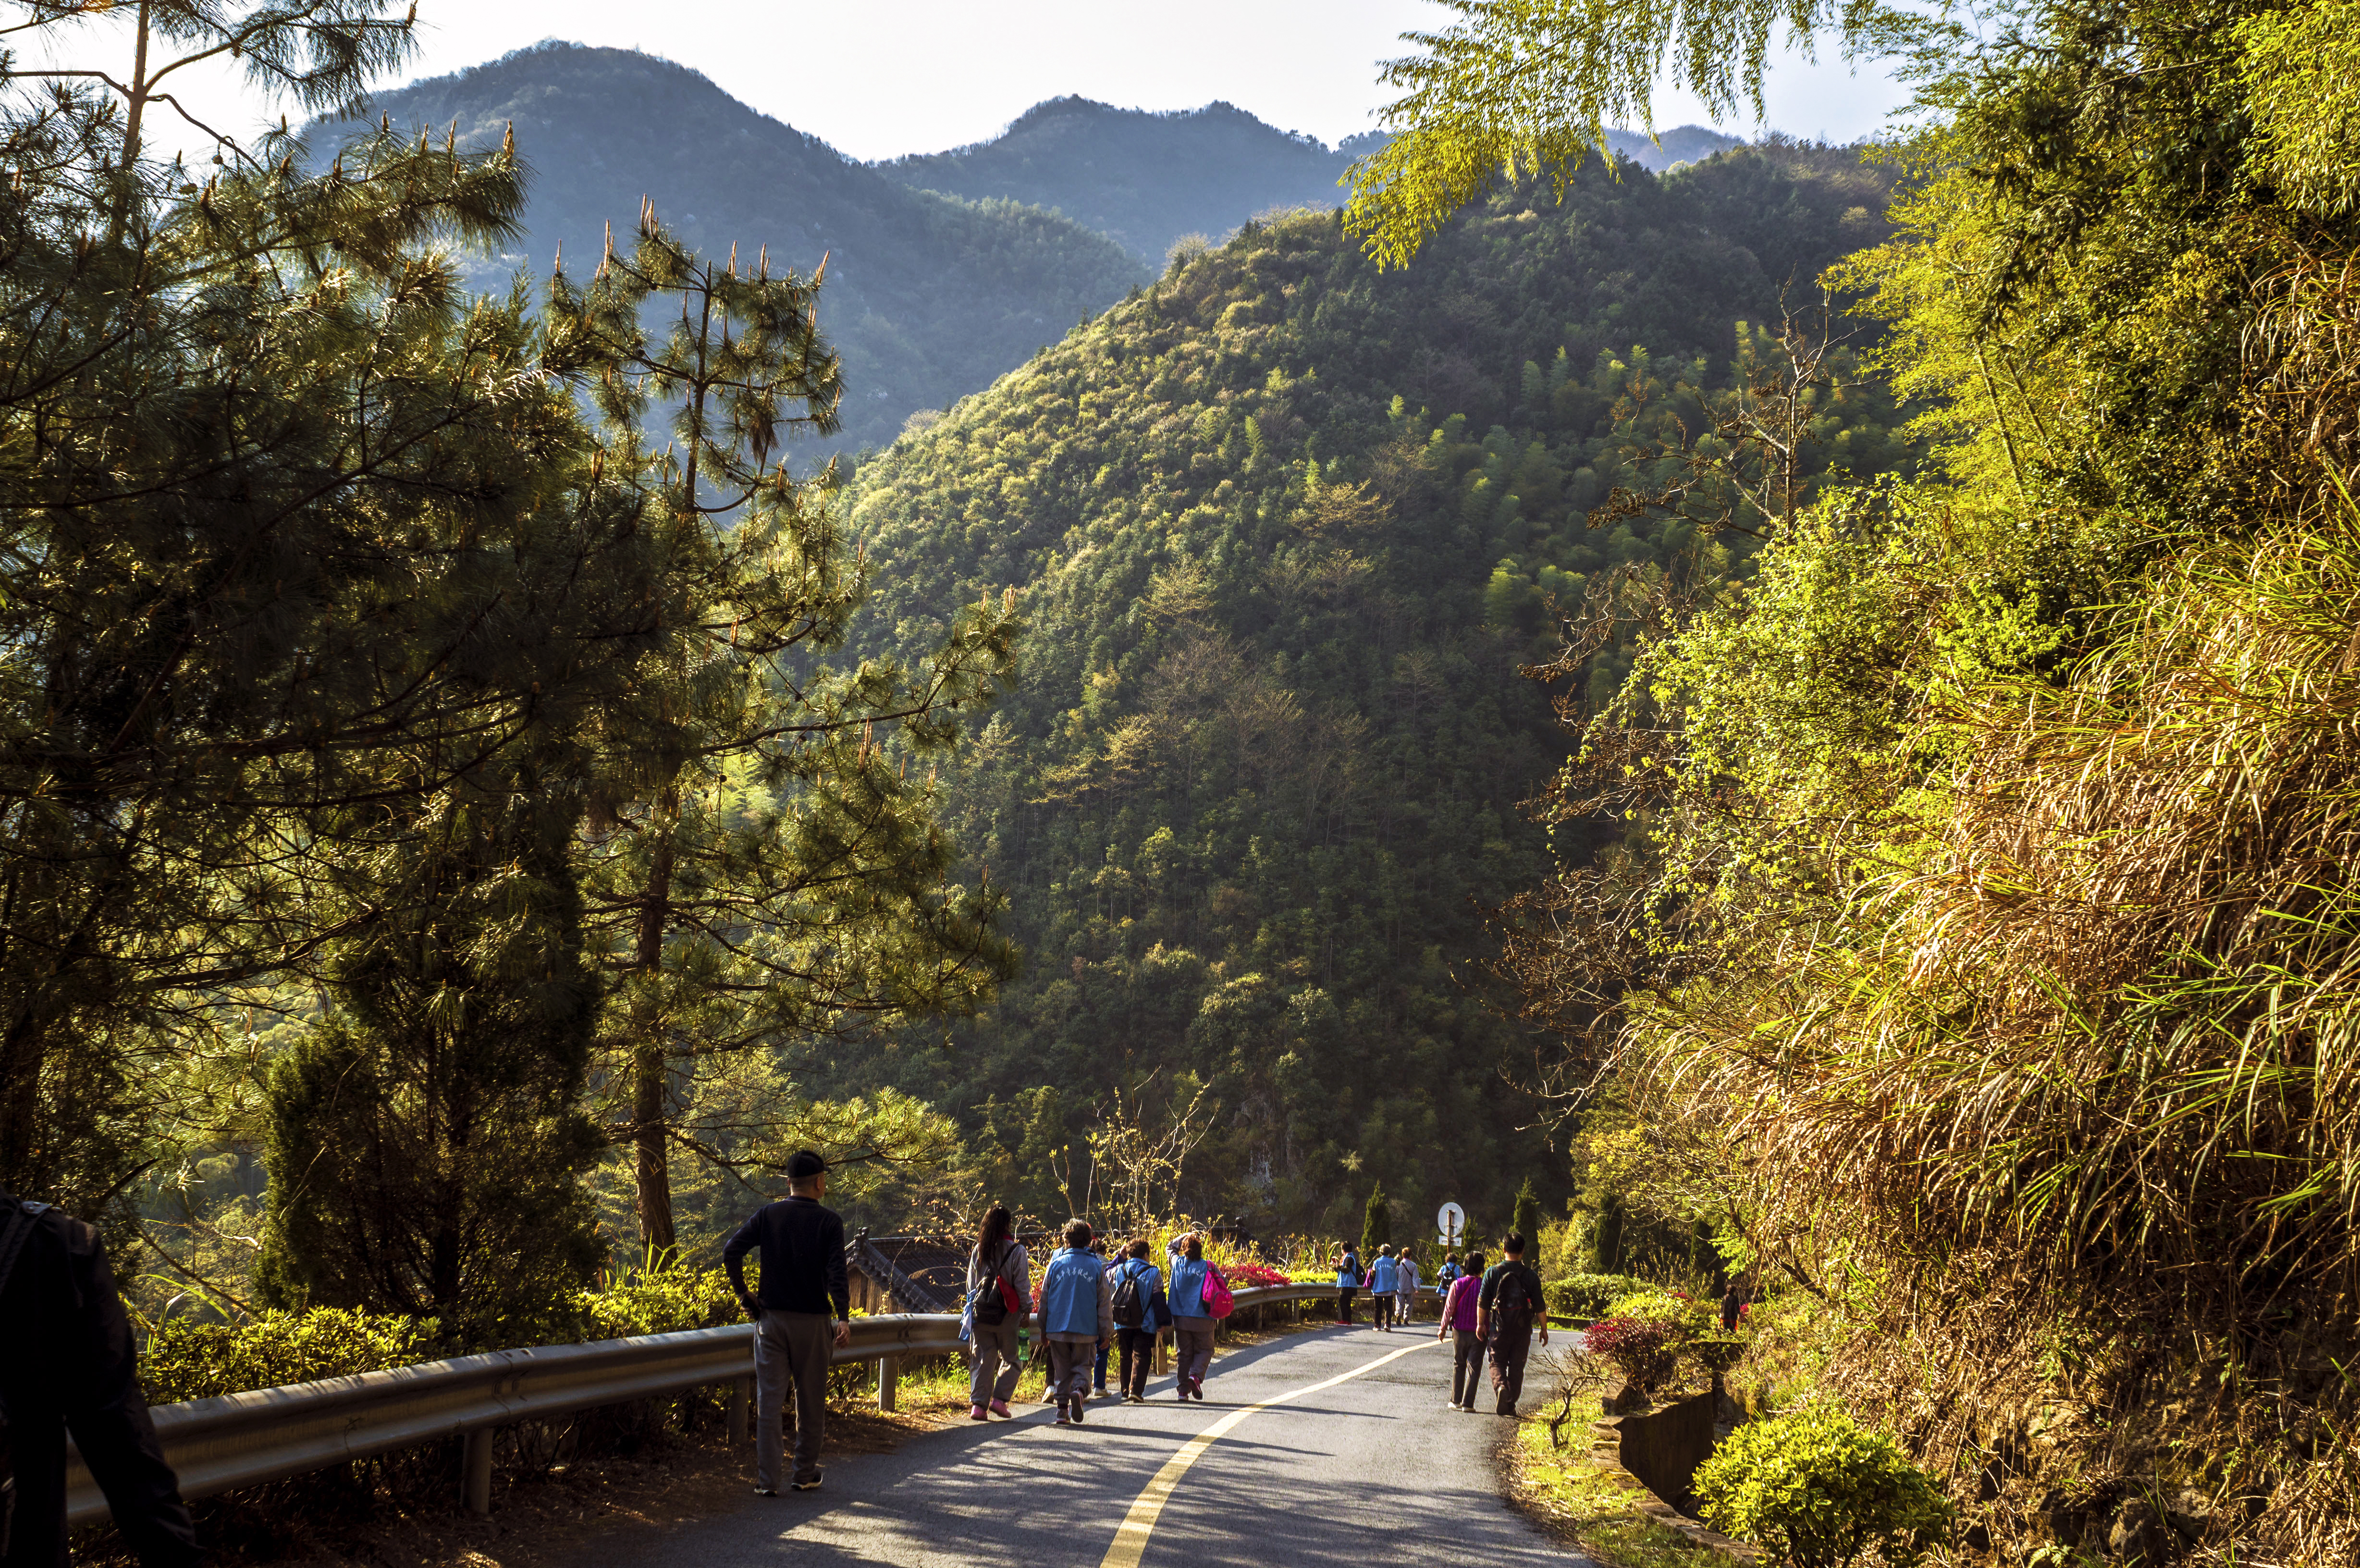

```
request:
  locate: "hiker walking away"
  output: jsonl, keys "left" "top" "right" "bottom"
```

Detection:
{"left": 1476, "top": 1232, "right": 1549, "bottom": 1417}
{"left": 1720, "top": 1281, "right": 1745, "bottom": 1333}
{"left": 723, "top": 1151, "right": 851, "bottom": 1495}
{"left": 1438, "top": 1251, "right": 1462, "bottom": 1289}
{"left": 1369, "top": 1245, "right": 1399, "bottom": 1332}
{"left": 1396, "top": 1249, "right": 1422, "bottom": 1327}
{"left": 1109, "top": 1239, "right": 1169, "bottom": 1403}
{"left": 1437, "top": 1249, "right": 1487, "bottom": 1410}
{"left": 964, "top": 1205, "right": 1030, "bottom": 1421}
{"left": 1332, "top": 1243, "right": 1363, "bottom": 1325}
{"left": 1091, "top": 1237, "right": 1115, "bottom": 1399}
{"left": 1167, "top": 1234, "right": 1220, "bottom": 1400}
{"left": 0, "top": 1191, "right": 203, "bottom": 1568}
{"left": 1039, "top": 1220, "right": 1112, "bottom": 1425}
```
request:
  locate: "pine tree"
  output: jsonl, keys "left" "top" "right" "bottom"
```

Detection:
{"left": 0, "top": 3, "right": 658, "bottom": 1217}
{"left": 546, "top": 208, "right": 1022, "bottom": 1257}
{"left": 1512, "top": 1177, "right": 1545, "bottom": 1257}
{"left": 1360, "top": 1181, "right": 1392, "bottom": 1260}
{"left": 255, "top": 760, "right": 605, "bottom": 1345}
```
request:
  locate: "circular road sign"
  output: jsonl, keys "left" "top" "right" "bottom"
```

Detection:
{"left": 1437, "top": 1201, "right": 1465, "bottom": 1245}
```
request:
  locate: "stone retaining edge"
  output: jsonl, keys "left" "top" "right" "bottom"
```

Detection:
{"left": 1585, "top": 1419, "right": 1759, "bottom": 1562}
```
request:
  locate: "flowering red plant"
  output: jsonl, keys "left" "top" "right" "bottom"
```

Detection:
{"left": 1582, "top": 1315, "right": 1681, "bottom": 1392}
{"left": 1222, "top": 1262, "right": 1291, "bottom": 1289}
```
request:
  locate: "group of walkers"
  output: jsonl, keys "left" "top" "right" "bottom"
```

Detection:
{"left": 1329, "top": 1231, "right": 1550, "bottom": 1413}
{"left": 718, "top": 1159, "right": 1563, "bottom": 1499}
{"left": 1326, "top": 1241, "right": 1424, "bottom": 1329}
{"left": 964, "top": 1209, "right": 1229, "bottom": 1426}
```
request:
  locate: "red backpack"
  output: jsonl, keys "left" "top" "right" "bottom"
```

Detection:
{"left": 1202, "top": 1262, "right": 1235, "bottom": 1319}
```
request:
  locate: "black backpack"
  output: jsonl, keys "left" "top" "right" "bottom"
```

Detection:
{"left": 1110, "top": 1262, "right": 1147, "bottom": 1329}
{"left": 971, "top": 1242, "right": 1016, "bottom": 1327}
{"left": 1491, "top": 1264, "right": 1538, "bottom": 1339}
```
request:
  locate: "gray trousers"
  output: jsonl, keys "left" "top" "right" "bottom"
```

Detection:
{"left": 1046, "top": 1335, "right": 1098, "bottom": 1404}
{"left": 1174, "top": 1317, "right": 1215, "bottom": 1388}
{"left": 755, "top": 1310, "right": 830, "bottom": 1489}
{"left": 969, "top": 1316, "right": 1022, "bottom": 1407}
{"left": 1451, "top": 1329, "right": 1486, "bottom": 1406}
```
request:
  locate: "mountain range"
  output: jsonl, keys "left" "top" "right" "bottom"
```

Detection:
{"left": 328, "top": 41, "right": 1745, "bottom": 451}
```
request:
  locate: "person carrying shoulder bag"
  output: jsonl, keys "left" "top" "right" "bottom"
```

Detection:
{"left": 964, "top": 1206, "right": 1029, "bottom": 1421}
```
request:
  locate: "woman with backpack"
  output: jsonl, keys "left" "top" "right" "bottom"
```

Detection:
{"left": 1108, "top": 1238, "right": 1169, "bottom": 1402}
{"left": 965, "top": 1205, "right": 1030, "bottom": 1420}
{"left": 1332, "top": 1243, "right": 1364, "bottom": 1325}
{"left": 1167, "top": 1233, "right": 1223, "bottom": 1400}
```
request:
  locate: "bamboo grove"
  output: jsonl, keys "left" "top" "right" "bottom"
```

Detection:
{"left": 1362, "top": 0, "right": 2360, "bottom": 1554}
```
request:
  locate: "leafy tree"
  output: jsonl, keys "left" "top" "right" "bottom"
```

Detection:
{"left": 1383, "top": 0, "right": 2360, "bottom": 1549}
{"left": 1342, "top": 0, "right": 1928, "bottom": 267}
{"left": 1589, "top": 1191, "right": 1625, "bottom": 1274}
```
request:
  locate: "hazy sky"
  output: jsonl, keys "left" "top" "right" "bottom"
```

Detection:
{"left": 130, "top": 1, "right": 1914, "bottom": 163}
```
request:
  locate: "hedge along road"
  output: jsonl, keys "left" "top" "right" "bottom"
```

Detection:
{"left": 627, "top": 1324, "right": 1592, "bottom": 1568}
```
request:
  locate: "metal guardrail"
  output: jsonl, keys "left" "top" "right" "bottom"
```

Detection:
{"left": 67, "top": 1282, "right": 1397, "bottom": 1529}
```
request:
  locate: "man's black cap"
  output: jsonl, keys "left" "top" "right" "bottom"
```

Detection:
{"left": 786, "top": 1150, "right": 827, "bottom": 1179}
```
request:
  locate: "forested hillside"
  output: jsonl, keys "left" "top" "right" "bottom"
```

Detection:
{"left": 820, "top": 143, "right": 1912, "bottom": 1239}
{"left": 332, "top": 43, "right": 1148, "bottom": 451}
{"left": 882, "top": 97, "right": 1740, "bottom": 263}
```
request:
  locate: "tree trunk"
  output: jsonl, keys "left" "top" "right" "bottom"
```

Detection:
{"left": 633, "top": 1036, "right": 674, "bottom": 1258}
{"left": 632, "top": 785, "right": 681, "bottom": 1258}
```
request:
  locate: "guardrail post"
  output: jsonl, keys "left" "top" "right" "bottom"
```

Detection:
{"left": 461, "top": 1428, "right": 493, "bottom": 1515}
{"left": 727, "top": 1375, "right": 750, "bottom": 1442}
{"left": 876, "top": 1355, "right": 898, "bottom": 1413}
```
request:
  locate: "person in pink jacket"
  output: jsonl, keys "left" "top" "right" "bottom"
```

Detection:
{"left": 1436, "top": 1250, "right": 1487, "bottom": 1410}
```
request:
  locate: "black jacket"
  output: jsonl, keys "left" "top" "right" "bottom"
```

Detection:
{"left": 0, "top": 1193, "right": 201, "bottom": 1567}
{"left": 721, "top": 1196, "right": 849, "bottom": 1318}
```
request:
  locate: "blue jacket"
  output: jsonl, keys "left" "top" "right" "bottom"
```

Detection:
{"left": 1170, "top": 1257, "right": 1212, "bottom": 1319}
{"left": 1336, "top": 1250, "right": 1362, "bottom": 1287}
{"left": 1114, "top": 1257, "right": 1168, "bottom": 1331}
{"left": 1041, "top": 1246, "right": 1109, "bottom": 1336}
{"left": 1371, "top": 1256, "right": 1399, "bottom": 1293}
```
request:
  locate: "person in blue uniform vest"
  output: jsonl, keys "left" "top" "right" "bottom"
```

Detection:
{"left": 1037, "top": 1221, "right": 1112, "bottom": 1426}
{"left": 1369, "top": 1245, "right": 1400, "bottom": 1332}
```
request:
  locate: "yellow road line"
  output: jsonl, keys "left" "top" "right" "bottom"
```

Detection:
{"left": 1096, "top": 1337, "right": 1439, "bottom": 1568}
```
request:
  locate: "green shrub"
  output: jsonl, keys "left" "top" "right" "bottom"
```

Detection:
{"left": 1606, "top": 1285, "right": 1715, "bottom": 1334}
{"left": 141, "top": 1308, "right": 438, "bottom": 1404}
{"left": 1693, "top": 1406, "right": 1952, "bottom": 1568}
{"left": 1547, "top": 1272, "right": 1651, "bottom": 1317}
{"left": 577, "top": 1258, "right": 741, "bottom": 1339}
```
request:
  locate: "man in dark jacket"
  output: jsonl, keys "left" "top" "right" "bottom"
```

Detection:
{"left": 722, "top": 1152, "right": 849, "bottom": 1496}
{"left": 0, "top": 1192, "right": 202, "bottom": 1567}
{"left": 1475, "top": 1231, "right": 1551, "bottom": 1418}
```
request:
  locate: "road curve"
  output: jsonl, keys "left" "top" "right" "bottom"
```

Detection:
{"left": 628, "top": 1324, "right": 1590, "bottom": 1568}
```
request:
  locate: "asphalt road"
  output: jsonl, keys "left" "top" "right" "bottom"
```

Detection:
{"left": 632, "top": 1324, "right": 1590, "bottom": 1568}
